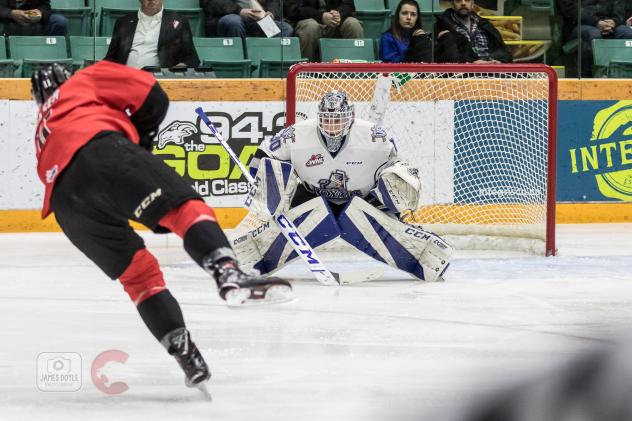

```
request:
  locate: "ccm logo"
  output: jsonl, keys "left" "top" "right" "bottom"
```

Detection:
{"left": 249, "top": 221, "right": 270, "bottom": 238}
{"left": 244, "top": 176, "right": 261, "bottom": 208}
{"left": 276, "top": 214, "right": 320, "bottom": 264}
{"left": 134, "top": 188, "right": 162, "bottom": 218}
{"left": 404, "top": 227, "right": 431, "bottom": 241}
{"left": 233, "top": 235, "right": 247, "bottom": 245}
{"left": 433, "top": 239, "right": 448, "bottom": 249}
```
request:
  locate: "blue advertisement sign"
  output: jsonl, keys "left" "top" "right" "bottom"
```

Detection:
{"left": 557, "top": 100, "right": 632, "bottom": 202}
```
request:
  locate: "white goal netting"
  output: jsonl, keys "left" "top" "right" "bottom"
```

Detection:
{"left": 286, "top": 64, "right": 557, "bottom": 255}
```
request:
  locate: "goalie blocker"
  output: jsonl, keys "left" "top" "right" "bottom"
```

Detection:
{"left": 231, "top": 158, "right": 453, "bottom": 282}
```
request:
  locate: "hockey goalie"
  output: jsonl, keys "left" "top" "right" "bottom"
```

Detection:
{"left": 231, "top": 91, "right": 453, "bottom": 282}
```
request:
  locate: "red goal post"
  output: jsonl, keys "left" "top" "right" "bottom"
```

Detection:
{"left": 286, "top": 63, "right": 557, "bottom": 256}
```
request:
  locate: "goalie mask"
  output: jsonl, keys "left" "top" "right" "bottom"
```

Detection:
{"left": 317, "top": 91, "right": 354, "bottom": 153}
{"left": 31, "top": 63, "right": 71, "bottom": 106}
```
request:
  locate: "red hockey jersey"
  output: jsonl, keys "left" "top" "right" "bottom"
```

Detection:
{"left": 34, "top": 61, "right": 156, "bottom": 218}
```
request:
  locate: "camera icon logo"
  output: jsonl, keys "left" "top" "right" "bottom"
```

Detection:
{"left": 47, "top": 357, "right": 71, "bottom": 374}
{"left": 37, "top": 352, "right": 81, "bottom": 392}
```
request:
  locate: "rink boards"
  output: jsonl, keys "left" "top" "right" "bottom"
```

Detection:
{"left": 0, "top": 78, "right": 630, "bottom": 232}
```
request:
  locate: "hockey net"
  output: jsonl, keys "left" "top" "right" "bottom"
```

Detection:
{"left": 286, "top": 63, "right": 557, "bottom": 255}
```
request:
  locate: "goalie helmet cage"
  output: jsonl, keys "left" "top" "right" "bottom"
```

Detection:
{"left": 286, "top": 63, "right": 557, "bottom": 256}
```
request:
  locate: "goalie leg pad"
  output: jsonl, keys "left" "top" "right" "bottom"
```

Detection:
{"left": 246, "top": 158, "right": 298, "bottom": 218}
{"left": 231, "top": 197, "right": 341, "bottom": 275}
{"left": 338, "top": 196, "right": 452, "bottom": 281}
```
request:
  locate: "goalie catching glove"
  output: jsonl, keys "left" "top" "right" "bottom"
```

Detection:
{"left": 372, "top": 161, "right": 423, "bottom": 214}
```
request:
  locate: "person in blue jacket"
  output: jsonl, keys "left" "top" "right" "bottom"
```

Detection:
{"left": 379, "top": 0, "right": 432, "bottom": 63}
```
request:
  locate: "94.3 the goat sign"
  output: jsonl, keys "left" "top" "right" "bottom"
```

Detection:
{"left": 151, "top": 104, "right": 285, "bottom": 206}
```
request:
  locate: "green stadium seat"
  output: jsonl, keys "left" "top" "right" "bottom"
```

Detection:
{"left": 356, "top": 12, "right": 391, "bottom": 40}
{"left": 592, "top": 39, "right": 632, "bottom": 78}
{"left": 52, "top": 0, "right": 86, "bottom": 7}
{"left": 165, "top": 8, "right": 204, "bottom": 37}
{"left": 418, "top": 0, "right": 444, "bottom": 13}
{"left": 164, "top": 0, "right": 199, "bottom": 8}
{"left": 51, "top": 0, "right": 92, "bottom": 36}
{"left": 245, "top": 37, "right": 307, "bottom": 78}
{"left": 69, "top": 36, "right": 110, "bottom": 69}
{"left": 8, "top": 36, "right": 69, "bottom": 77}
{"left": 385, "top": 0, "right": 396, "bottom": 13}
{"left": 0, "top": 36, "right": 8, "bottom": 59}
{"left": 606, "top": 61, "right": 632, "bottom": 78}
{"left": 522, "top": 0, "right": 554, "bottom": 15}
{"left": 562, "top": 38, "right": 578, "bottom": 54}
{"left": 99, "top": 7, "right": 135, "bottom": 36}
{"left": 91, "top": 1, "right": 135, "bottom": 36}
{"left": 193, "top": 37, "right": 251, "bottom": 78}
{"left": 89, "top": 0, "right": 130, "bottom": 8}
{"left": 0, "top": 37, "right": 16, "bottom": 77}
{"left": 355, "top": 0, "right": 391, "bottom": 40}
{"left": 357, "top": 0, "right": 388, "bottom": 10}
{"left": 319, "top": 38, "right": 376, "bottom": 62}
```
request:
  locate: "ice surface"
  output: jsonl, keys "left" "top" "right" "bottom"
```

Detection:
{"left": 1, "top": 224, "right": 631, "bottom": 421}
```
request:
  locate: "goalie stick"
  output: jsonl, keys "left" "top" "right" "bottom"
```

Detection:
{"left": 368, "top": 72, "right": 420, "bottom": 225}
{"left": 368, "top": 72, "right": 411, "bottom": 126}
{"left": 195, "top": 107, "right": 340, "bottom": 286}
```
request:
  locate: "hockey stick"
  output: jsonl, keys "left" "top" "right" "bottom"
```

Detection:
{"left": 368, "top": 73, "right": 393, "bottom": 126}
{"left": 368, "top": 73, "right": 420, "bottom": 225}
{"left": 195, "top": 107, "right": 340, "bottom": 286}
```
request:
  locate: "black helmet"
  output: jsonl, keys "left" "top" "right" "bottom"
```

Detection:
{"left": 31, "top": 63, "right": 71, "bottom": 106}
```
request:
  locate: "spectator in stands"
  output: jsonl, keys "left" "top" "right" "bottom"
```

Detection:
{"left": 379, "top": 0, "right": 431, "bottom": 63}
{"left": 285, "top": 0, "right": 364, "bottom": 62}
{"left": 0, "top": 0, "right": 68, "bottom": 36}
{"left": 105, "top": 0, "right": 199, "bottom": 70}
{"left": 200, "top": 0, "right": 292, "bottom": 38}
{"left": 435, "top": 0, "right": 512, "bottom": 63}
{"left": 558, "top": 0, "right": 632, "bottom": 77}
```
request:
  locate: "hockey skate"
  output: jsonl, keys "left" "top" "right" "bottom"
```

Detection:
{"left": 161, "top": 327, "right": 211, "bottom": 397}
{"left": 213, "top": 259, "right": 294, "bottom": 307}
{"left": 203, "top": 248, "right": 294, "bottom": 307}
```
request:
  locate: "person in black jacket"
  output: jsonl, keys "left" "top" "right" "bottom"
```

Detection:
{"left": 200, "top": 0, "right": 292, "bottom": 38}
{"left": 105, "top": 0, "right": 199, "bottom": 69}
{"left": 557, "top": 0, "right": 632, "bottom": 77}
{"left": 379, "top": 0, "right": 432, "bottom": 63}
{"left": 0, "top": 0, "right": 67, "bottom": 36}
{"left": 285, "top": 0, "right": 364, "bottom": 62}
{"left": 435, "top": 0, "right": 512, "bottom": 63}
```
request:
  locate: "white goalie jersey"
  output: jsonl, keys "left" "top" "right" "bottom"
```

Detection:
{"left": 252, "top": 118, "right": 398, "bottom": 204}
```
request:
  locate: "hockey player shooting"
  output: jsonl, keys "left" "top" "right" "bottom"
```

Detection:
{"left": 30, "top": 62, "right": 293, "bottom": 392}
{"left": 232, "top": 91, "right": 453, "bottom": 282}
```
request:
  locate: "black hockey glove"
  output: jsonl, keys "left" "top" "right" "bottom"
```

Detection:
{"left": 139, "top": 128, "right": 158, "bottom": 151}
